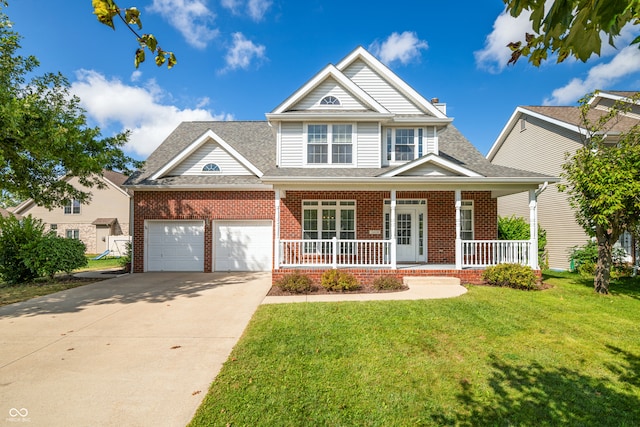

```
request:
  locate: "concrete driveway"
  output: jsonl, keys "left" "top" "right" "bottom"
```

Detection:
{"left": 0, "top": 272, "right": 271, "bottom": 427}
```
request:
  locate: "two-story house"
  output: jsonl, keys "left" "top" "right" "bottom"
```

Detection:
{"left": 12, "top": 170, "right": 130, "bottom": 254}
{"left": 125, "top": 46, "right": 556, "bottom": 283}
{"left": 487, "top": 91, "right": 638, "bottom": 270}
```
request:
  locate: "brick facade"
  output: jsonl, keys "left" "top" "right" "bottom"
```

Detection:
{"left": 134, "top": 189, "right": 499, "bottom": 280}
{"left": 132, "top": 190, "right": 275, "bottom": 272}
{"left": 280, "top": 190, "right": 497, "bottom": 265}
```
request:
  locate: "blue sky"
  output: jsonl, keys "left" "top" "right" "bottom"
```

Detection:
{"left": 5, "top": 1, "right": 640, "bottom": 160}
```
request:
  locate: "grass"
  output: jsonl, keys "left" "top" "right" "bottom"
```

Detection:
{"left": 190, "top": 271, "right": 640, "bottom": 426}
{"left": 0, "top": 255, "right": 121, "bottom": 307}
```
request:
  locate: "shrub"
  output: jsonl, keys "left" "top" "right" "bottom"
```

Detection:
{"left": 482, "top": 263, "right": 538, "bottom": 290}
{"left": 321, "top": 269, "right": 360, "bottom": 292}
{"left": 570, "top": 240, "right": 630, "bottom": 278}
{"left": 23, "top": 236, "right": 88, "bottom": 280}
{"left": 372, "top": 276, "right": 405, "bottom": 291}
{"left": 498, "top": 215, "right": 548, "bottom": 268}
{"left": 275, "top": 273, "right": 315, "bottom": 293}
{"left": 0, "top": 215, "right": 46, "bottom": 284}
{"left": 119, "top": 241, "right": 132, "bottom": 269}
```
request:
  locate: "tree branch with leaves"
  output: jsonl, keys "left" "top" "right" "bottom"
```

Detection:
{"left": 560, "top": 91, "right": 640, "bottom": 293}
{"left": 504, "top": 0, "right": 640, "bottom": 66}
{"left": 92, "top": 0, "right": 176, "bottom": 69}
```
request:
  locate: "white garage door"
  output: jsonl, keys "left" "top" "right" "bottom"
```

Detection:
{"left": 214, "top": 220, "right": 273, "bottom": 271}
{"left": 146, "top": 220, "right": 205, "bottom": 272}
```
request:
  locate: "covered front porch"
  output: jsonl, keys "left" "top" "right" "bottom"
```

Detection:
{"left": 273, "top": 187, "right": 542, "bottom": 274}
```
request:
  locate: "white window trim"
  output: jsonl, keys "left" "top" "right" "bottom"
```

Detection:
{"left": 301, "top": 200, "right": 357, "bottom": 241}
{"left": 460, "top": 200, "right": 474, "bottom": 240}
{"left": 304, "top": 123, "right": 356, "bottom": 167}
{"left": 386, "top": 127, "right": 425, "bottom": 164}
{"left": 64, "top": 199, "right": 81, "bottom": 215}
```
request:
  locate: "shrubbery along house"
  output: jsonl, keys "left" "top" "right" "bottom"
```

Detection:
{"left": 124, "top": 46, "right": 557, "bottom": 283}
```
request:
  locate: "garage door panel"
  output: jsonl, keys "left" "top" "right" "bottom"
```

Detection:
{"left": 214, "top": 221, "right": 272, "bottom": 272}
{"left": 145, "top": 221, "right": 205, "bottom": 272}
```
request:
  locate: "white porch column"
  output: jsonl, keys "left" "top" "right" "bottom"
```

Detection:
{"left": 274, "top": 189, "right": 281, "bottom": 269}
{"left": 390, "top": 190, "right": 397, "bottom": 269}
{"left": 455, "top": 190, "right": 462, "bottom": 270}
{"left": 529, "top": 189, "right": 539, "bottom": 270}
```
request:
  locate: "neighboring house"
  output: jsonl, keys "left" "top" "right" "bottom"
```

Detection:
{"left": 0, "top": 207, "right": 21, "bottom": 220}
{"left": 12, "top": 170, "right": 130, "bottom": 254}
{"left": 125, "top": 46, "right": 555, "bottom": 283}
{"left": 487, "top": 91, "right": 638, "bottom": 270}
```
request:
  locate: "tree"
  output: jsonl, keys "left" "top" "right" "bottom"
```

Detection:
{"left": 560, "top": 92, "right": 640, "bottom": 294}
{"left": 0, "top": 10, "right": 141, "bottom": 209}
{"left": 504, "top": 0, "right": 640, "bottom": 66}
{"left": 92, "top": 0, "right": 176, "bottom": 69}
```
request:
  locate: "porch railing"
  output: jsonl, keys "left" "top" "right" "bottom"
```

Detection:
{"left": 461, "top": 240, "right": 533, "bottom": 268}
{"left": 278, "top": 238, "right": 534, "bottom": 269}
{"left": 279, "top": 238, "right": 393, "bottom": 268}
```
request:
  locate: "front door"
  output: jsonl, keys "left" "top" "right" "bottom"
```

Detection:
{"left": 384, "top": 200, "right": 427, "bottom": 263}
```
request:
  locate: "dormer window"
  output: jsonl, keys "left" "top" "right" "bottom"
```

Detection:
{"left": 202, "top": 163, "right": 221, "bottom": 173}
{"left": 320, "top": 96, "right": 340, "bottom": 106}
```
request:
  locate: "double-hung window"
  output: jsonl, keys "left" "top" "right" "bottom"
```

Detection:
{"left": 64, "top": 199, "right": 81, "bottom": 215}
{"left": 386, "top": 128, "right": 425, "bottom": 162}
{"left": 302, "top": 201, "right": 356, "bottom": 253}
{"left": 66, "top": 229, "right": 80, "bottom": 239}
{"left": 307, "top": 124, "right": 352, "bottom": 164}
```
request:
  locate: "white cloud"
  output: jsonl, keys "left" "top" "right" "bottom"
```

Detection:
{"left": 474, "top": 7, "right": 533, "bottom": 73}
{"left": 71, "top": 70, "right": 233, "bottom": 158}
{"left": 220, "top": 0, "right": 271, "bottom": 21}
{"left": 544, "top": 46, "right": 640, "bottom": 105}
{"left": 369, "top": 32, "right": 428, "bottom": 66}
{"left": 221, "top": 0, "right": 242, "bottom": 14}
{"left": 148, "top": 0, "right": 218, "bottom": 49}
{"left": 222, "top": 33, "right": 266, "bottom": 72}
{"left": 247, "top": 0, "right": 272, "bottom": 21}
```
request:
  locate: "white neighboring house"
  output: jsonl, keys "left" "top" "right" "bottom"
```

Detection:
{"left": 487, "top": 91, "right": 638, "bottom": 270}
{"left": 12, "top": 170, "right": 131, "bottom": 254}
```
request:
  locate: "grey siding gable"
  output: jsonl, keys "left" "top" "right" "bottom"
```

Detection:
{"left": 291, "top": 79, "right": 369, "bottom": 111}
{"left": 400, "top": 163, "right": 458, "bottom": 177}
{"left": 342, "top": 59, "right": 424, "bottom": 115}
{"left": 170, "top": 141, "right": 253, "bottom": 176}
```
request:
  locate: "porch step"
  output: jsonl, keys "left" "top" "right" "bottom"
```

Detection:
{"left": 403, "top": 276, "right": 461, "bottom": 286}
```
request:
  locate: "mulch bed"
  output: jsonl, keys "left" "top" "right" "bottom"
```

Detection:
{"left": 267, "top": 283, "right": 409, "bottom": 297}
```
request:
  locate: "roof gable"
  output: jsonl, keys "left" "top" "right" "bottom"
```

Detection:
{"left": 270, "top": 64, "right": 388, "bottom": 115}
{"left": 337, "top": 47, "right": 447, "bottom": 118}
{"left": 289, "top": 77, "right": 370, "bottom": 111}
{"left": 380, "top": 153, "right": 482, "bottom": 178}
{"left": 150, "top": 129, "right": 264, "bottom": 180}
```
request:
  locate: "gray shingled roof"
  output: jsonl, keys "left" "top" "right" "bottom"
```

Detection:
{"left": 126, "top": 121, "right": 549, "bottom": 187}
{"left": 523, "top": 105, "right": 639, "bottom": 134}
{"left": 126, "top": 121, "right": 275, "bottom": 187}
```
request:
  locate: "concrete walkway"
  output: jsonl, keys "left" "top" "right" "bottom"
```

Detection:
{"left": 0, "top": 272, "right": 271, "bottom": 427}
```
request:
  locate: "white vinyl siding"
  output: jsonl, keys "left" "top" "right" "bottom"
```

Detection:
{"left": 403, "top": 163, "right": 457, "bottom": 176}
{"left": 279, "top": 122, "right": 304, "bottom": 167}
{"left": 342, "top": 59, "right": 423, "bottom": 115}
{"left": 491, "top": 115, "right": 588, "bottom": 270}
{"left": 292, "top": 79, "right": 368, "bottom": 111}
{"left": 171, "top": 142, "right": 253, "bottom": 176}
{"left": 355, "top": 122, "right": 380, "bottom": 167}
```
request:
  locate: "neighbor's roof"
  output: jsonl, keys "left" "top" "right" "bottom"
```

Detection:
{"left": 523, "top": 105, "right": 639, "bottom": 134}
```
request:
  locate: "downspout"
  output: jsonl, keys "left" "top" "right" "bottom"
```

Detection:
{"left": 531, "top": 182, "right": 549, "bottom": 270}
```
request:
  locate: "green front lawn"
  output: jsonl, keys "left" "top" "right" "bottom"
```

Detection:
{"left": 190, "top": 271, "right": 640, "bottom": 426}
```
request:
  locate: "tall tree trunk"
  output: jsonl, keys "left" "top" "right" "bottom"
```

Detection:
{"left": 594, "top": 224, "right": 613, "bottom": 294}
